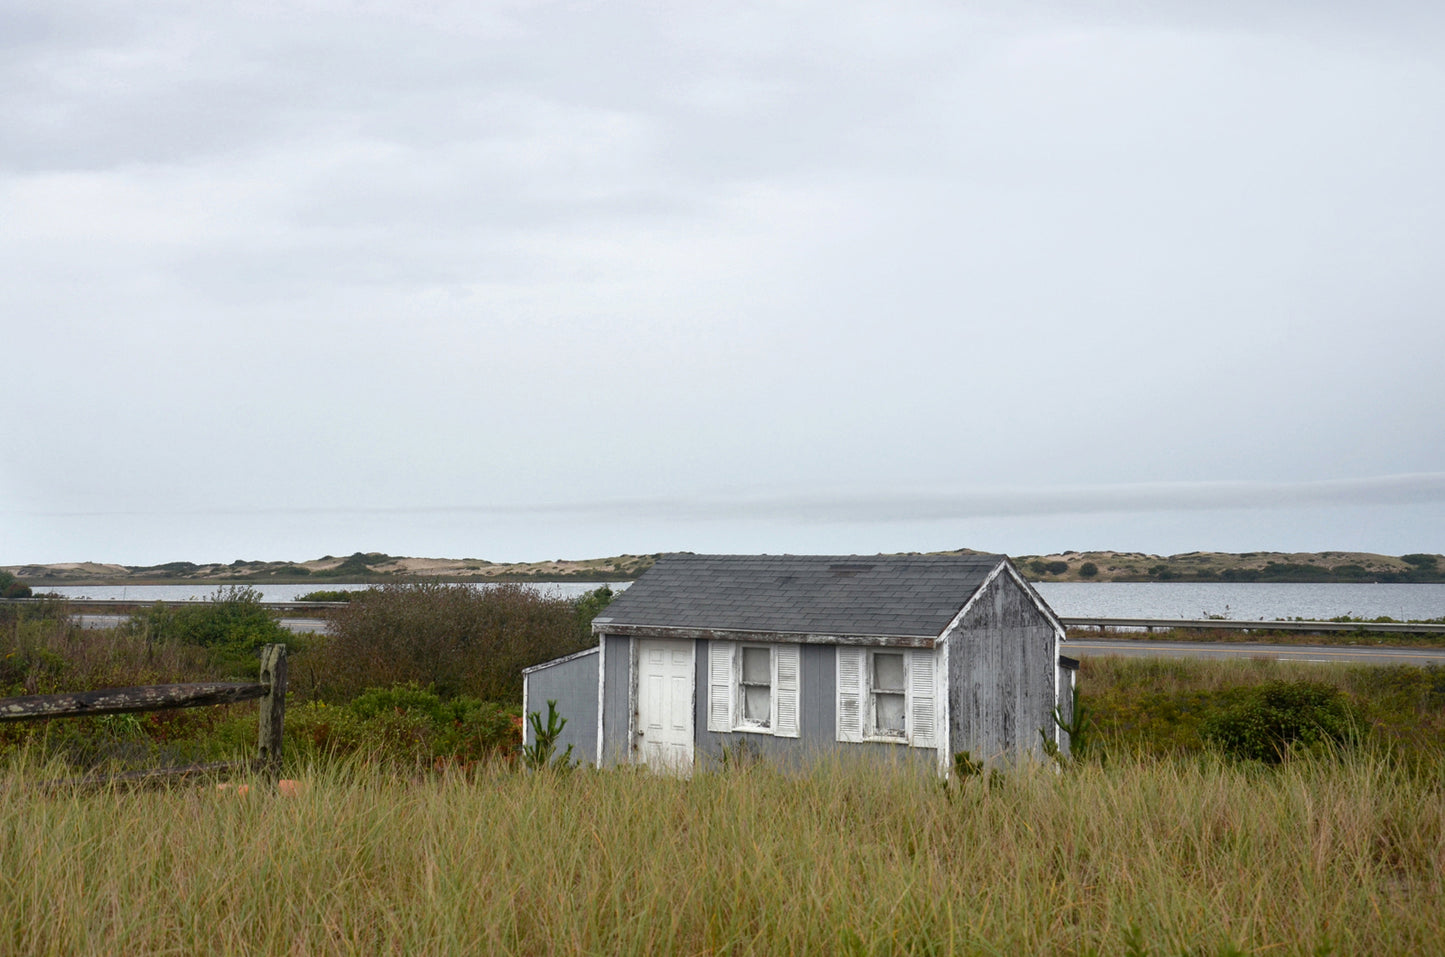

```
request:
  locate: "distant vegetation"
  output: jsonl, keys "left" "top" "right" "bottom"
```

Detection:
{"left": 295, "top": 589, "right": 359, "bottom": 602}
{"left": 0, "top": 571, "right": 29, "bottom": 599}
{"left": 11, "top": 548, "right": 1440, "bottom": 587}
{"left": 1008, "top": 549, "right": 1445, "bottom": 583}
{"left": 3, "top": 552, "right": 655, "bottom": 586}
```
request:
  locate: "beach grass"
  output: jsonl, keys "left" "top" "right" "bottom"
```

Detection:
{"left": 1, "top": 745, "right": 1440, "bottom": 956}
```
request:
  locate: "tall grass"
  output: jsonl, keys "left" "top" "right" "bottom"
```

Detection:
{"left": 1, "top": 750, "right": 1440, "bottom": 955}
{"left": 1081, "top": 656, "right": 1445, "bottom": 762}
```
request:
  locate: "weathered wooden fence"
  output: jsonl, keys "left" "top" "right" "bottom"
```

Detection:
{"left": 0, "top": 644, "right": 287, "bottom": 786}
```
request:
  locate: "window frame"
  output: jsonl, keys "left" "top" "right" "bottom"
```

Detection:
{"left": 707, "top": 640, "right": 801, "bottom": 739}
{"left": 734, "top": 644, "right": 774, "bottom": 732}
{"left": 836, "top": 645, "right": 938, "bottom": 749}
{"left": 866, "top": 649, "right": 908, "bottom": 741}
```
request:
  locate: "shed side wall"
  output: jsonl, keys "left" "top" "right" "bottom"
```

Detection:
{"left": 522, "top": 651, "right": 599, "bottom": 766}
{"left": 948, "top": 572, "right": 1056, "bottom": 763}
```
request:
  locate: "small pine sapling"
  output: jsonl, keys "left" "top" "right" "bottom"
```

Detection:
{"left": 522, "top": 700, "right": 576, "bottom": 771}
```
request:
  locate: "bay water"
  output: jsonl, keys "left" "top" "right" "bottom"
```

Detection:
{"left": 37, "top": 581, "right": 1445, "bottom": 622}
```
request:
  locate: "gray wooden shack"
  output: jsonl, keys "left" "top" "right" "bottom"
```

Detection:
{"left": 522, "top": 553, "right": 1074, "bottom": 773}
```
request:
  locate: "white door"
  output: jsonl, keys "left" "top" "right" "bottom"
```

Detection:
{"left": 635, "top": 639, "right": 694, "bottom": 771}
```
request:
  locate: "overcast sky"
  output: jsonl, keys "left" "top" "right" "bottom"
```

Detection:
{"left": 3, "top": 0, "right": 1443, "bottom": 566}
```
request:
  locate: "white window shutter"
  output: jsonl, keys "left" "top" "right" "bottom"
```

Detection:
{"left": 907, "top": 647, "right": 938, "bottom": 749}
{"left": 836, "top": 647, "right": 864, "bottom": 743}
{"left": 707, "top": 641, "right": 735, "bottom": 732}
{"left": 773, "top": 644, "right": 800, "bottom": 738}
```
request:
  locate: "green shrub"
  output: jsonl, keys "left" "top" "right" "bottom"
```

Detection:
{"left": 285, "top": 684, "right": 519, "bottom": 766}
{"left": 1079, "top": 562, "right": 1098, "bottom": 578}
{"left": 574, "top": 585, "right": 615, "bottom": 627}
{"left": 126, "top": 586, "right": 295, "bottom": 676}
{"left": 295, "top": 589, "right": 361, "bottom": 602}
{"left": 1201, "top": 681, "right": 1358, "bottom": 763}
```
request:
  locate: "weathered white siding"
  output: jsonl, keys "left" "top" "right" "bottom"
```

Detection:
{"left": 946, "top": 569, "right": 1057, "bottom": 763}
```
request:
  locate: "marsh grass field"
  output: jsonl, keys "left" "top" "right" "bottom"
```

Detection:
{"left": 1, "top": 741, "right": 1442, "bottom": 956}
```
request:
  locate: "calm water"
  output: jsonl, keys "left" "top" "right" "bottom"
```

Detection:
{"left": 39, "top": 581, "right": 630, "bottom": 603}
{"left": 37, "top": 580, "right": 1445, "bottom": 621}
{"left": 1034, "top": 582, "right": 1445, "bottom": 622}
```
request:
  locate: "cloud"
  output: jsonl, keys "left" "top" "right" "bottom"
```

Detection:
{"left": 2, "top": 1, "right": 1442, "bottom": 562}
{"left": 21, "top": 473, "right": 1445, "bottom": 525}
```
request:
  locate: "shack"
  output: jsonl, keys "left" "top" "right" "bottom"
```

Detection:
{"left": 522, "top": 553, "right": 1072, "bottom": 772}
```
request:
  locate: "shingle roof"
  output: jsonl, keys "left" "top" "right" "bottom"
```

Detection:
{"left": 597, "top": 553, "right": 1007, "bottom": 639}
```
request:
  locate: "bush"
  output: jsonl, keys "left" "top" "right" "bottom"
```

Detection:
{"left": 1079, "top": 562, "right": 1098, "bottom": 578}
{"left": 1201, "top": 681, "right": 1358, "bottom": 763}
{"left": 0, "top": 571, "right": 31, "bottom": 599}
{"left": 313, "top": 583, "right": 595, "bottom": 703}
{"left": 285, "top": 684, "right": 519, "bottom": 766}
{"left": 295, "top": 590, "right": 361, "bottom": 602}
{"left": 574, "top": 585, "right": 615, "bottom": 627}
{"left": 126, "top": 586, "right": 295, "bottom": 676}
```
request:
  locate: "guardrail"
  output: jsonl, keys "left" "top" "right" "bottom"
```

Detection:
{"left": 1061, "top": 617, "right": 1445, "bottom": 636}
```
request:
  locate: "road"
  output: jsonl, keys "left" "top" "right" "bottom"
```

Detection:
{"left": 75, "top": 614, "right": 330, "bottom": 634}
{"left": 1062, "top": 638, "right": 1445, "bottom": 666}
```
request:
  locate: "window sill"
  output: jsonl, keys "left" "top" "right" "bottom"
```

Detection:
{"left": 729, "top": 725, "right": 775, "bottom": 736}
{"left": 861, "top": 733, "right": 908, "bottom": 745}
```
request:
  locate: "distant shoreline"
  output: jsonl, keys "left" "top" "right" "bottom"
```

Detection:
{"left": 4, "top": 548, "right": 1442, "bottom": 586}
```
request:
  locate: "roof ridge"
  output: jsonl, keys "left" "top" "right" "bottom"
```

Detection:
{"left": 660, "top": 552, "right": 1007, "bottom": 561}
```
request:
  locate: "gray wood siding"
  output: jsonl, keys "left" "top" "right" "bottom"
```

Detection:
{"left": 522, "top": 649, "right": 598, "bottom": 766}
{"left": 693, "top": 641, "right": 935, "bottom": 770}
{"left": 947, "top": 571, "right": 1056, "bottom": 764}
{"left": 600, "top": 634, "right": 632, "bottom": 767}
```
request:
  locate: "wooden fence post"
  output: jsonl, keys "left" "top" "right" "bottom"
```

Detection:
{"left": 257, "top": 644, "right": 287, "bottom": 777}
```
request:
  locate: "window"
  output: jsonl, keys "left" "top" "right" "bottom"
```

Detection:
{"left": 870, "top": 651, "right": 906, "bottom": 738}
{"left": 707, "top": 641, "right": 800, "bottom": 737}
{"left": 738, "top": 646, "right": 772, "bottom": 729}
{"left": 836, "top": 646, "right": 937, "bottom": 748}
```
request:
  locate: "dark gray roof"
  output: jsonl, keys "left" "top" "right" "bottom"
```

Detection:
{"left": 597, "top": 553, "right": 1008, "bottom": 638}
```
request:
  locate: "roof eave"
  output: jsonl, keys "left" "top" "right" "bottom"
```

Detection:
{"left": 591, "top": 621, "right": 940, "bottom": 649}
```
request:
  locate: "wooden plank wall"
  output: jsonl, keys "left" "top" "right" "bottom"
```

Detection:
{"left": 948, "top": 574, "right": 1055, "bottom": 763}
